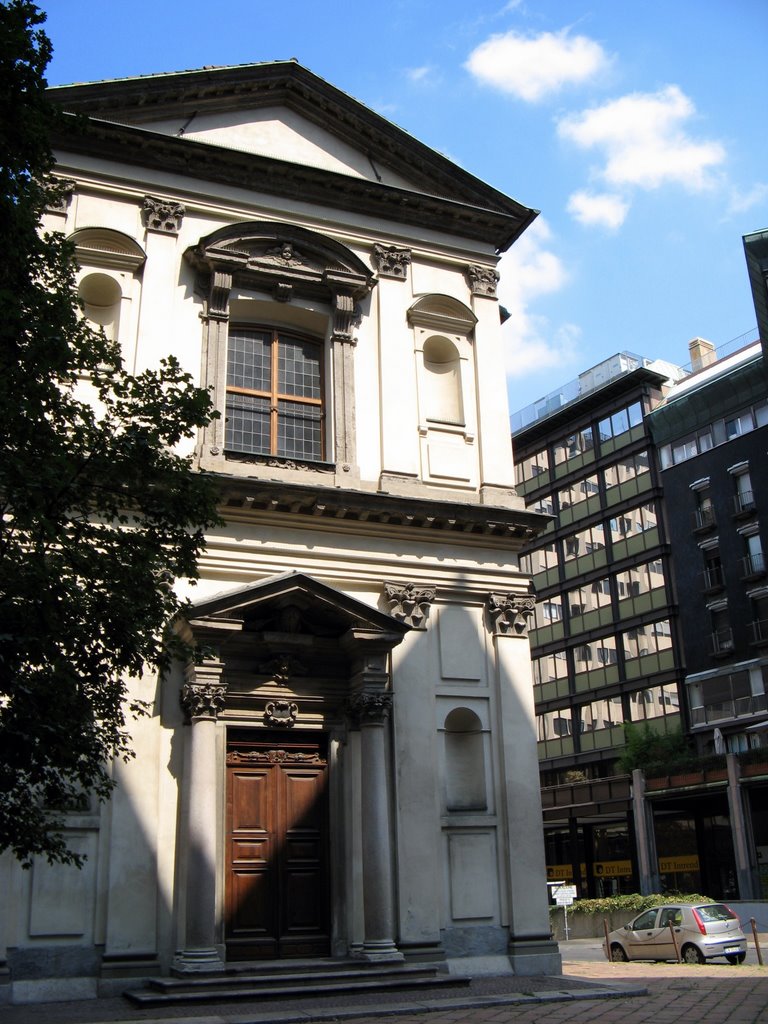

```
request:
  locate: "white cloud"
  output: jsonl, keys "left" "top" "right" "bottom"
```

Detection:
{"left": 567, "top": 190, "right": 629, "bottom": 229}
{"left": 727, "top": 182, "right": 768, "bottom": 215}
{"left": 558, "top": 85, "right": 726, "bottom": 192}
{"left": 406, "top": 65, "right": 433, "bottom": 83}
{"left": 496, "top": 217, "right": 581, "bottom": 378}
{"left": 465, "top": 28, "right": 609, "bottom": 102}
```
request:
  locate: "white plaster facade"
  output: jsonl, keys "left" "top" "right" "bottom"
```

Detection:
{"left": 0, "top": 62, "right": 559, "bottom": 1003}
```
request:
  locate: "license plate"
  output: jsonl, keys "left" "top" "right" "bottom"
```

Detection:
{"left": 724, "top": 946, "right": 739, "bottom": 953}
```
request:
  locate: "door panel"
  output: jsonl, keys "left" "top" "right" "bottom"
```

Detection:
{"left": 226, "top": 739, "right": 329, "bottom": 960}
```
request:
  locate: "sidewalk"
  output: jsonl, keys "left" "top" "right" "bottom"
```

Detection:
{"left": 2, "top": 942, "right": 767, "bottom": 1024}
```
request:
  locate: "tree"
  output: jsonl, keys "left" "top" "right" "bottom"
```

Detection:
{"left": 0, "top": 1, "right": 221, "bottom": 866}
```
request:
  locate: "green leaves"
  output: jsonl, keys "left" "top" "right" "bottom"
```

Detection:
{"left": 0, "top": 2, "right": 221, "bottom": 866}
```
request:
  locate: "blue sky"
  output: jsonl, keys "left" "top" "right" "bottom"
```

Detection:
{"left": 38, "top": 0, "right": 767, "bottom": 414}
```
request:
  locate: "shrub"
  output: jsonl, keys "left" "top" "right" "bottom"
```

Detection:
{"left": 549, "top": 892, "right": 714, "bottom": 916}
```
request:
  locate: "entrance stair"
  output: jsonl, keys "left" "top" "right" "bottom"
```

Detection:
{"left": 124, "top": 959, "right": 471, "bottom": 1008}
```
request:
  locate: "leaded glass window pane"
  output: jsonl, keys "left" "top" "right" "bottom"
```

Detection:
{"left": 225, "top": 393, "right": 270, "bottom": 454}
{"left": 227, "top": 330, "right": 271, "bottom": 391}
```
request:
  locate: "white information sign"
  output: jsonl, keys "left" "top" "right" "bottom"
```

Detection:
{"left": 553, "top": 885, "right": 577, "bottom": 905}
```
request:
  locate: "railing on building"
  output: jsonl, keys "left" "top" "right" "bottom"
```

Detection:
{"left": 741, "top": 552, "right": 766, "bottom": 579}
{"left": 692, "top": 507, "right": 717, "bottom": 532}
{"left": 733, "top": 490, "right": 756, "bottom": 517}
{"left": 690, "top": 692, "right": 768, "bottom": 726}
{"left": 710, "top": 626, "right": 734, "bottom": 656}
{"left": 702, "top": 566, "right": 725, "bottom": 592}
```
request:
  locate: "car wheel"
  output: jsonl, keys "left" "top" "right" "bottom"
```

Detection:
{"left": 610, "top": 943, "right": 629, "bottom": 962}
{"left": 681, "top": 944, "right": 705, "bottom": 964}
{"left": 725, "top": 953, "right": 746, "bottom": 965}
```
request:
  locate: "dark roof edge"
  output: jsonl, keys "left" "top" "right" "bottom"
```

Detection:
{"left": 211, "top": 474, "right": 549, "bottom": 542}
{"left": 51, "top": 114, "right": 532, "bottom": 251}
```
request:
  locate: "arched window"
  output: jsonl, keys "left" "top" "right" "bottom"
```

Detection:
{"left": 423, "top": 336, "right": 462, "bottom": 425}
{"left": 444, "top": 707, "right": 486, "bottom": 811}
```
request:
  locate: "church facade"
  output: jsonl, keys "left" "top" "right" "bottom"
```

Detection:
{"left": 0, "top": 62, "right": 559, "bottom": 1003}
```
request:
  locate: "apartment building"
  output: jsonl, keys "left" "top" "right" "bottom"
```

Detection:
{"left": 511, "top": 352, "right": 687, "bottom": 898}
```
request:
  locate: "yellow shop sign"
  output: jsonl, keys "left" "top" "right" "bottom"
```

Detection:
{"left": 659, "top": 855, "right": 700, "bottom": 873}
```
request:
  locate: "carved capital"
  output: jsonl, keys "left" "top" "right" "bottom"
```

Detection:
{"left": 180, "top": 680, "right": 227, "bottom": 720}
{"left": 384, "top": 582, "right": 436, "bottom": 629}
{"left": 347, "top": 692, "right": 393, "bottom": 726}
{"left": 487, "top": 593, "right": 536, "bottom": 637}
{"left": 264, "top": 699, "right": 299, "bottom": 728}
{"left": 372, "top": 244, "right": 411, "bottom": 280}
{"left": 143, "top": 195, "right": 186, "bottom": 234}
{"left": 466, "top": 264, "right": 500, "bottom": 298}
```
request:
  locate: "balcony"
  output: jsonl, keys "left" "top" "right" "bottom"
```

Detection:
{"left": 702, "top": 565, "right": 725, "bottom": 593}
{"left": 710, "top": 627, "right": 734, "bottom": 657}
{"left": 741, "top": 551, "right": 766, "bottom": 581}
{"left": 751, "top": 617, "right": 768, "bottom": 647}
{"left": 692, "top": 506, "right": 717, "bottom": 533}
{"left": 690, "top": 692, "right": 768, "bottom": 726}
{"left": 733, "top": 490, "right": 756, "bottom": 519}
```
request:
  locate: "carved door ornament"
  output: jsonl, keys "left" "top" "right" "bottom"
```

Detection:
{"left": 264, "top": 699, "right": 299, "bottom": 728}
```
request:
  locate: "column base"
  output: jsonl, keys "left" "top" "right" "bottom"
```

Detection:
{"left": 353, "top": 940, "right": 404, "bottom": 963}
{"left": 507, "top": 936, "right": 562, "bottom": 976}
{"left": 172, "top": 947, "right": 226, "bottom": 974}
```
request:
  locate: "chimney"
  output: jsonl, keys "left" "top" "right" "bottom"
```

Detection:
{"left": 688, "top": 337, "right": 717, "bottom": 372}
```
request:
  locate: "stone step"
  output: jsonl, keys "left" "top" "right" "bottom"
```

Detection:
{"left": 124, "top": 964, "right": 470, "bottom": 1007}
{"left": 149, "top": 961, "right": 441, "bottom": 992}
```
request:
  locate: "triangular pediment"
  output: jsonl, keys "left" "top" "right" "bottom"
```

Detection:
{"left": 137, "top": 106, "right": 417, "bottom": 188}
{"left": 47, "top": 61, "right": 536, "bottom": 244}
{"left": 187, "top": 571, "right": 408, "bottom": 642}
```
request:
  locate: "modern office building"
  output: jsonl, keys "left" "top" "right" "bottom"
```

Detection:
{"left": 511, "top": 352, "right": 688, "bottom": 898}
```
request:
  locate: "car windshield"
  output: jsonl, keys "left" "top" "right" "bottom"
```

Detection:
{"left": 695, "top": 904, "right": 737, "bottom": 922}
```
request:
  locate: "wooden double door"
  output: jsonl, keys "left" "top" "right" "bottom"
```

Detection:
{"left": 225, "top": 734, "right": 330, "bottom": 960}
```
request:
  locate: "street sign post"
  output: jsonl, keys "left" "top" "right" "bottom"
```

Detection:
{"left": 549, "top": 883, "right": 578, "bottom": 939}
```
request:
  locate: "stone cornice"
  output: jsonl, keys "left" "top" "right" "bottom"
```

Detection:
{"left": 47, "top": 62, "right": 537, "bottom": 251}
{"left": 212, "top": 475, "right": 547, "bottom": 542}
{"left": 50, "top": 115, "right": 534, "bottom": 252}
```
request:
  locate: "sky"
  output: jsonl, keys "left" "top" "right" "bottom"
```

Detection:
{"left": 37, "top": 0, "right": 768, "bottom": 415}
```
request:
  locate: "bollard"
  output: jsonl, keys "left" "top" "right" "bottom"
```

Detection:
{"left": 750, "top": 918, "right": 764, "bottom": 967}
{"left": 669, "top": 922, "right": 681, "bottom": 963}
{"left": 603, "top": 919, "right": 612, "bottom": 961}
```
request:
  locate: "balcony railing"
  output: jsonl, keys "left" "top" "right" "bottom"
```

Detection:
{"left": 702, "top": 565, "right": 725, "bottom": 592}
{"left": 733, "top": 490, "right": 756, "bottom": 517}
{"left": 689, "top": 692, "right": 768, "bottom": 725}
{"left": 710, "top": 627, "right": 734, "bottom": 656}
{"left": 693, "top": 506, "right": 716, "bottom": 532}
{"left": 741, "top": 551, "right": 766, "bottom": 579}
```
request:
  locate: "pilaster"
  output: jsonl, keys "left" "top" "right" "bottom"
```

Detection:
{"left": 487, "top": 592, "right": 561, "bottom": 975}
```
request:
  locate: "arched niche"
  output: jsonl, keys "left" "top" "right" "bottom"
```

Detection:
{"left": 408, "top": 295, "right": 478, "bottom": 488}
{"left": 444, "top": 707, "right": 487, "bottom": 811}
